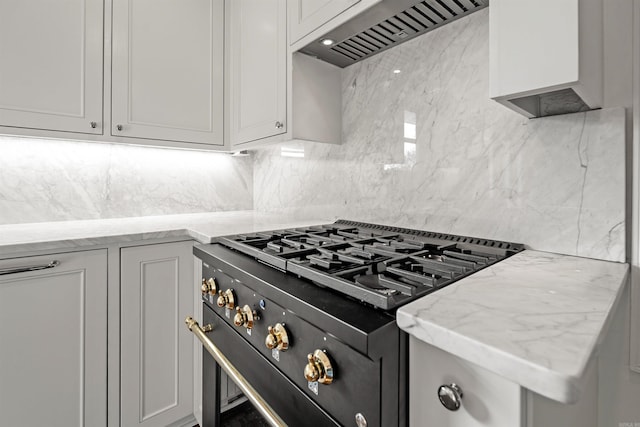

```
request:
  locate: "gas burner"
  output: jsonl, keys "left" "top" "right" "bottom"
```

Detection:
{"left": 218, "top": 220, "right": 524, "bottom": 310}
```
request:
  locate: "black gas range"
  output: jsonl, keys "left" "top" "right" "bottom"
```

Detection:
{"left": 189, "top": 220, "right": 523, "bottom": 426}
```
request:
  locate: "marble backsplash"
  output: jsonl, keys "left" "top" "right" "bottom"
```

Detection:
{"left": 0, "top": 136, "right": 253, "bottom": 224}
{"left": 253, "top": 9, "right": 626, "bottom": 262}
{"left": 0, "top": 9, "right": 625, "bottom": 263}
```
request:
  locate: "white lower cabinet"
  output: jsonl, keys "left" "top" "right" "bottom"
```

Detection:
{"left": 410, "top": 336, "right": 597, "bottom": 427}
{"left": 0, "top": 250, "right": 108, "bottom": 427}
{"left": 410, "top": 336, "right": 523, "bottom": 427}
{"left": 120, "top": 241, "right": 195, "bottom": 427}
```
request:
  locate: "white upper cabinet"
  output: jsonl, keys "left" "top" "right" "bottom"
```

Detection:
{"left": 111, "top": 0, "right": 224, "bottom": 146}
{"left": 288, "top": 0, "right": 384, "bottom": 48}
{"left": 0, "top": 0, "right": 103, "bottom": 134}
{"left": 0, "top": 0, "right": 346, "bottom": 150}
{"left": 490, "top": 0, "right": 603, "bottom": 118}
{"left": 289, "top": 52, "right": 342, "bottom": 144}
{"left": 230, "top": 50, "right": 342, "bottom": 148}
{"left": 290, "top": 0, "right": 361, "bottom": 44}
{"left": 229, "top": 0, "right": 342, "bottom": 148}
{"left": 229, "top": 0, "right": 287, "bottom": 146}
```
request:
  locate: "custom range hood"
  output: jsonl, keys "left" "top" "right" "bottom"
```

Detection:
{"left": 299, "top": 0, "right": 489, "bottom": 68}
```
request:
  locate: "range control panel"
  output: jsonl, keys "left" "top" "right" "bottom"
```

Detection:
{"left": 201, "top": 262, "right": 382, "bottom": 427}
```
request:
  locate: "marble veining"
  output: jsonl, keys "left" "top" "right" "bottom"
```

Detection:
{"left": 0, "top": 136, "right": 253, "bottom": 224}
{"left": 397, "top": 250, "right": 629, "bottom": 403}
{"left": 252, "top": 9, "right": 625, "bottom": 262}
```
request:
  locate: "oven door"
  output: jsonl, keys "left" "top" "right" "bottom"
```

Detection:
{"left": 189, "top": 302, "right": 340, "bottom": 427}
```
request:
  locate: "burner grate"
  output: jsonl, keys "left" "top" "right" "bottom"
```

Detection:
{"left": 218, "top": 220, "right": 524, "bottom": 310}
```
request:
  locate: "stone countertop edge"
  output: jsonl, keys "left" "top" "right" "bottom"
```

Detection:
{"left": 396, "top": 249, "right": 630, "bottom": 404}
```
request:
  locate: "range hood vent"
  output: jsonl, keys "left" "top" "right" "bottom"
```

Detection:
{"left": 300, "top": 0, "right": 489, "bottom": 68}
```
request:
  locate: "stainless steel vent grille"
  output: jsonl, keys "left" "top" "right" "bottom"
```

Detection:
{"left": 300, "top": 0, "right": 488, "bottom": 68}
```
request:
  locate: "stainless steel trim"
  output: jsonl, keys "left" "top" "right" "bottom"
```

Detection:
{"left": 0, "top": 260, "right": 60, "bottom": 276}
{"left": 185, "top": 316, "right": 287, "bottom": 427}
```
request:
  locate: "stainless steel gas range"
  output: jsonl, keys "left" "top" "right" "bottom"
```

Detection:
{"left": 186, "top": 220, "right": 524, "bottom": 427}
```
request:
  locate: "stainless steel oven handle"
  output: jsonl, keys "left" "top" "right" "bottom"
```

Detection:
{"left": 185, "top": 316, "right": 287, "bottom": 427}
{"left": 0, "top": 260, "right": 60, "bottom": 276}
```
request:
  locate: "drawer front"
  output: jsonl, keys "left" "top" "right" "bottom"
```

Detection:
{"left": 409, "top": 336, "right": 524, "bottom": 427}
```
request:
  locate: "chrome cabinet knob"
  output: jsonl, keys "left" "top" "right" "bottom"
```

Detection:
{"left": 116, "top": 124, "right": 123, "bottom": 131}
{"left": 90, "top": 121, "right": 97, "bottom": 128}
{"left": 275, "top": 121, "right": 283, "bottom": 129}
{"left": 438, "top": 383, "right": 463, "bottom": 411}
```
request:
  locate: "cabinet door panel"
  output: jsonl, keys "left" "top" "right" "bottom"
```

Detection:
{"left": 121, "top": 241, "right": 194, "bottom": 427}
{"left": 230, "top": 0, "right": 286, "bottom": 145}
{"left": 112, "top": 0, "right": 223, "bottom": 145}
{"left": 0, "top": 0, "right": 103, "bottom": 134}
{"left": 0, "top": 250, "right": 107, "bottom": 427}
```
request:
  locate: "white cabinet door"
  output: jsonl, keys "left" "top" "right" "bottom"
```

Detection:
{"left": 120, "top": 241, "right": 195, "bottom": 427}
{"left": 409, "top": 336, "right": 524, "bottom": 427}
{"left": 289, "top": 0, "right": 361, "bottom": 44}
{"left": 0, "top": 250, "right": 107, "bottom": 427}
{"left": 0, "top": 0, "right": 103, "bottom": 134}
{"left": 111, "top": 0, "right": 224, "bottom": 146}
{"left": 409, "top": 336, "right": 599, "bottom": 427}
{"left": 230, "top": 0, "right": 287, "bottom": 146}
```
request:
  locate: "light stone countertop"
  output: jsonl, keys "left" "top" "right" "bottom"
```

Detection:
{"left": 0, "top": 210, "right": 332, "bottom": 257}
{"left": 397, "top": 250, "right": 629, "bottom": 404}
{"left": 0, "top": 214, "right": 628, "bottom": 405}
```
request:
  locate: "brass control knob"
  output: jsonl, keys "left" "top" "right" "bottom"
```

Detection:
{"left": 233, "top": 305, "right": 257, "bottom": 329}
{"left": 216, "top": 289, "right": 235, "bottom": 309}
{"left": 201, "top": 277, "right": 217, "bottom": 295}
{"left": 303, "top": 350, "right": 334, "bottom": 385}
{"left": 265, "top": 323, "right": 289, "bottom": 351}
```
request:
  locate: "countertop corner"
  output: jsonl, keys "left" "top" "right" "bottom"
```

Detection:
{"left": 396, "top": 249, "right": 629, "bottom": 404}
